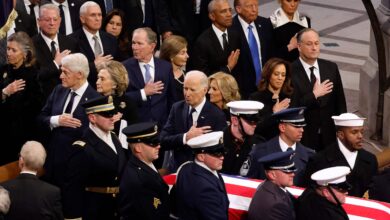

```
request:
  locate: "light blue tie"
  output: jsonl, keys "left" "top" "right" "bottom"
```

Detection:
{"left": 248, "top": 25, "right": 262, "bottom": 85}
{"left": 105, "top": 0, "right": 113, "bottom": 12}
{"left": 144, "top": 64, "right": 152, "bottom": 84}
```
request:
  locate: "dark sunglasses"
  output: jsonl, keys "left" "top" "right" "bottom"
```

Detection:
{"left": 145, "top": 141, "right": 160, "bottom": 148}
{"left": 207, "top": 151, "right": 226, "bottom": 158}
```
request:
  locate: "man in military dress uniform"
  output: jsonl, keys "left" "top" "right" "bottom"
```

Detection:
{"left": 297, "top": 166, "right": 350, "bottom": 220}
{"left": 63, "top": 96, "right": 127, "bottom": 220}
{"left": 221, "top": 100, "right": 264, "bottom": 176}
{"left": 119, "top": 122, "right": 170, "bottom": 220}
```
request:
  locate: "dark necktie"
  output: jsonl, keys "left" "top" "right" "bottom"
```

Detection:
{"left": 187, "top": 108, "right": 196, "bottom": 130}
{"left": 309, "top": 66, "right": 316, "bottom": 87}
{"left": 248, "top": 25, "right": 262, "bottom": 85}
{"left": 222, "top": 33, "right": 229, "bottom": 53}
{"left": 50, "top": 41, "right": 56, "bottom": 59}
{"left": 105, "top": 0, "right": 113, "bottom": 13}
{"left": 143, "top": 0, "right": 154, "bottom": 27}
{"left": 64, "top": 91, "right": 77, "bottom": 114}
{"left": 58, "top": 4, "right": 66, "bottom": 34}
{"left": 29, "top": 4, "right": 36, "bottom": 23}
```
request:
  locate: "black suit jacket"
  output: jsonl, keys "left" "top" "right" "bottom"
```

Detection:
{"left": 119, "top": 154, "right": 170, "bottom": 220}
{"left": 231, "top": 15, "right": 275, "bottom": 99}
{"left": 190, "top": 26, "right": 241, "bottom": 76}
{"left": 14, "top": 0, "right": 39, "bottom": 37}
{"left": 246, "top": 136, "right": 315, "bottom": 187}
{"left": 63, "top": 128, "right": 127, "bottom": 219}
{"left": 291, "top": 58, "right": 346, "bottom": 150}
{"left": 160, "top": 100, "right": 227, "bottom": 171}
{"left": 69, "top": 29, "right": 118, "bottom": 87}
{"left": 38, "top": 83, "right": 100, "bottom": 186}
{"left": 93, "top": 0, "right": 118, "bottom": 17}
{"left": 176, "top": 162, "right": 229, "bottom": 220}
{"left": 305, "top": 142, "right": 378, "bottom": 197}
{"left": 33, "top": 33, "right": 79, "bottom": 99}
{"left": 1, "top": 173, "right": 63, "bottom": 220}
{"left": 248, "top": 180, "right": 295, "bottom": 220}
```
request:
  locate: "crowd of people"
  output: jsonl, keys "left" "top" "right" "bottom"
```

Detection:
{"left": 0, "top": 0, "right": 389, "bottom": 219}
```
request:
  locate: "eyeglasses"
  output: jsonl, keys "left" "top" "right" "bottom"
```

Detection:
{"left": 145, "top": 142, "right": 160, "bottom": 148}
{"left": 207, "top": 151, "right": 226, "bottom": 158}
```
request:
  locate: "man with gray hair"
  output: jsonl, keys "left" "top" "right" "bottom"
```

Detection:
{"left": 1, "top": 141, "right": 63, "bottom": 220}
{"left": 0, "top": 186, "right": 10, "bottom": 219}
{"left": 38, "top": 53, "right": 100, "bottom": 188}
{"left": 160, "top": 70, "right": 227, "bottom": 172}
{"left": 70, "top": 1, "right": 118, "bottom": 86}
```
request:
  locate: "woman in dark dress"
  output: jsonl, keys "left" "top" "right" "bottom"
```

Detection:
{"left": 159, "top": 35, "right": 189, "bottom": 101}
{"left": 249, "top": 58, "right": 294, "bottom": 140}
{"left": 102, "top": 9, "right": 131, "bottom": 61}
{"left": 96, "top": 60, "right": 138, "bottom": 148}
{"left": 270, "top": 0, "right": 310, "bottom": 62}
{"left": 208, "top": 72, "right": 241, "bottom": 123}
{"left": 0, "top": 32, "right": 43, "bottom": 165}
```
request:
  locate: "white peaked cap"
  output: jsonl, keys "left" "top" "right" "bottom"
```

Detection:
{"left": 332, "top": 113, "right": 365, "bottom": 127}
{"left": 227, "top": 100, "right": 264, "bottom": 115}
{"left": 311, "top": 166, "right": 351, "bottom": 186}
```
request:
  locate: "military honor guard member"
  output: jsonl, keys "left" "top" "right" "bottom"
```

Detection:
{"left": 63, "top": 96, "right": 127, "bottom": 220}
{"left": 246, "top": 107, "right": 315, "bottom": 187}
{"left": 175, "top": 131, "right": 229, "bottom": 220}
{"left": 305, "top": 113, "right": 378, "bottom": 197}
{"left": 119, "top": 122, "right": 170, "bottom": 220}
{"left": 222, "top": 100, "right": 264, "bottom": 176}
{"left": 248, "top": 150, "right": 297, "bottom": 220}
{"left": 297, "top": 166, "right": 351, "bottom": 220}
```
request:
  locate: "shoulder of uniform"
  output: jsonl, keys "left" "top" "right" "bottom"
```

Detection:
{"left": 72, "top": 140, "right": 86, "bottom": 147}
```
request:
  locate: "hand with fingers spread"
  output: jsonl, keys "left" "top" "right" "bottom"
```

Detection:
{"left": 59, "top": 113, "right": 82, "bottom": 128}
{"left": 144, "top": 81, "right": 164, "bottom": 96}
{"left": 54, "top": 49, "right": 71, "bottom": 66}
{"left": 2, "top": 79, "right": 26, "bottom": 97}
{"left": 227, "top": 49, "right": 240, "bottom": 71}
{"left": 273, "top": 98, "right": 291, "bottom": 113}
{"left": 94, "top": 54, "right": 114, "bottom": 66}
{"left": 313, "top": 79, "right": 333, "bottom": 99}
{"left": 186, "top": 125, "right": 212, "bottom": 141}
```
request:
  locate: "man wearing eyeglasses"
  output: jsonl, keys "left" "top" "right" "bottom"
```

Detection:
{"left": 291, "top": 28, "right": 346, "bottom": 151}
{"left": 245, "top": 107, "right": 315, "bottom": 187}
{"left": 297, "top": 166, "right": 351, "bottom": 220}
{"left": 175, "top": 131, "right": 229, "bottom": 220}
{"left": 221, "top": 100, "right": 265, "bottom": 176}
{"left": 63, "top": 95, "right": 127, "bottom": 220}
{"left": 248, "top": 150, "right": 297, "bottom": 220}
{"left": 119, "top": 122, "right": 170, "bottom": 220}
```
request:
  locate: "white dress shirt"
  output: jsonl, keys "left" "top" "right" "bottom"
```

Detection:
{"left": 299, "top": 57, "right": 321, "bottom": 83}
{"left": 338, "top": 138, "right": 358, "bottom": 169}
{"left": 211, "top": 24, "right": 228, "bottom": 50}
{"left": 89, "top": 123, "right": 117, "bottom": 154}
{"left": 83, "top": 28, "right": 103, "bottom": 55}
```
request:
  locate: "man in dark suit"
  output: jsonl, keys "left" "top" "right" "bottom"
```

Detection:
{"left": 63, "top": 96, "right": 127, "bottom": 220}
{"left": 69, "top": 1, "right": 117, "bottom": 87}
{"left": 123, "top": 27, "right": 177, "bottom": 128}
{"left": 1, "top": 141, "right": 63, "bottom": 220}
{"left": 38, "top": 53, "right": 100, "bottom": 187}
{"left": 247, "top": 150, "right": 297, "bottom": 220}
{"left": 246, "top": 107, "right": 315, "bottom": 187}
{"left": 190, "top": 0, "right": 240, "bottom": 76}
{"left": 34, "top": 3, "right": 79, "bottom": 99}
{"left": 175, "top": 131, "right": 229, "bottom": 219}
{"left": 14, "top": 0, "right": 40, "bottom": 37}
{"left": 41, "top": 0, "right": 83, "bottom": 35}
{"left": 93, "top": 0, "right": 117, "bottom": 17}
{"left": 292, "top": 28, "right": 346, "bottom": 151}
{"left": 305, "top": 113, "right": 378, "bottom": 197}
{"left": 232, "top": 0, "right": 275, "bottom": 98}
{"left": 160, "top": 70, "right": 227, "bottom": 172}
{"left": 119, "top": 122, "right": 170, "bottom": 220}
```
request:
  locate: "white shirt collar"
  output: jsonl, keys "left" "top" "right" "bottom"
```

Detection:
{"left": 195, "top": 159, "right": 219, "bottom": 178}
{"left": 20, "top": 170, "right": 37, "bottom": 175}
{"left": 237, "top": 15, "right": 255, "bottom": 31}
{"left": 212, "top": 24, "right": 227, "bottom": 37}
{"left": 191, "top": 97, "right": 206, "bottom": 113}
{"left": 51, "top": 0, "right": 69, "bottom": 8}
{"left": 83, "top": 27, "right": 100, "bottom": 40}
{"left": 40, "top": 32, "right": 59, "bottom": 48}
{"left": 139, "top": 56, "right": 155, "bottom": 69}
{"left": 270, "top": 7, "right": 309, "bottom": 28}
{"left": 338, "top": 138, "right": 358, "bottom": 169}
{"left": 72, "top": 81, "right": 89, "bottom": 96}
{"left": 279, "top": 136, "right": 296, "bottom": 151}
{"left": 89, "top": 123, "right": 117, "bottom": 154}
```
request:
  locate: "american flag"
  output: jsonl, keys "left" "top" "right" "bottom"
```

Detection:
{"left": 164, "top": 174, "right": 390, "bottom": 220}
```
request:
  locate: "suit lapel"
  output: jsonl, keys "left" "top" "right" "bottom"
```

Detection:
{"left": 197, "top": 101, "right": 210, "bottom": 126}
{"left": 37, "top": 34, "right": 52, "bottom": 58}
{"left": 87, "top": 129, "right": 118, "bottom": 163}
{"left": 208, "top": 28, "right": 225, "bottom": 56}
{"left": 79, "top": 31, "right": 95, "bottom": 61}
{"left": 132, "top": 59, "right": 146, "bottom": 88}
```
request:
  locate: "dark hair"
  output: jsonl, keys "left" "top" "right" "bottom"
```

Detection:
{"left": 102, "top": 9, "right": 130, "bottom": 53}
{"left": 257, "top": 57, "right": 293, "bottom": 96}
{"left": 296, "top": 28, "right": 319, "bottom": 43}
{"left": 7, "top": 32, "right": 36, "bottom": 67}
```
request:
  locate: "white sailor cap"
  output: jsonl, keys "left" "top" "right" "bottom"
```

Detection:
{"left": 227, "top": 100, "right": 264, "bottom": 115}
{"left": 187, "top": 131, "right": 225, "bottom": 155}
{"left": 311, "top": 166, "right": 351, "bottom": 189}
{"left": 332, "top": 113, "right": 365, "bottom": 127}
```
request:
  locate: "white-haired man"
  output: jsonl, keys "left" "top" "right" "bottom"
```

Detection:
{"left": 38, "top": 53, "right": 100, "bottom": 188}
{"left": 1, "top": 141, "right": 63, "bottom": 220}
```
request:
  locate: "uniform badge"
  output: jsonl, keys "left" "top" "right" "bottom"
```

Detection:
{"left": 3, "top": 72, "right": 7, "bottom": 79}
{"left": 119, "top": 101, "right": 126, "bottom": 109}
{"left": 153, "top": 197, "right": 161, "bottom": 209}
{"left": 239, "top": 157, "right": 251, "bottom": 176}
{"left": 72, "top": 140, "right": 86, "bottom": 147}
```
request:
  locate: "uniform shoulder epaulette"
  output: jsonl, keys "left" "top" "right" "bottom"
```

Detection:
{"left": 73, "top": 140, "right": 86, "bottom": 147}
